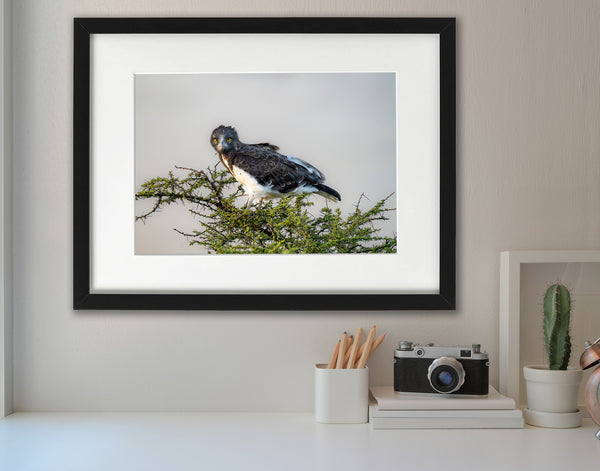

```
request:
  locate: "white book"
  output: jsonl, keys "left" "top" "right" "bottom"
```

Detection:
{"left": 369, "top": 407, "right": 524, "bottom": 429}
{"left": 370, "top": 407, "right": 524, "bottom": 419}
{"left": 370, "top": 385, "right": 516, "bottom": 410}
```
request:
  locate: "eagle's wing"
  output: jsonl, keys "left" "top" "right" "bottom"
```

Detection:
{"left": 250, "top": 142, "right": 280, "bottom": 152}
{"left": 232, "top": 144, "right": 325, "bottom": 194}
{"left": 246, "top": 144, "right": 323, "bottom": 179}
{"left": 283, "top": 155, "right": 325, "bottom": 180}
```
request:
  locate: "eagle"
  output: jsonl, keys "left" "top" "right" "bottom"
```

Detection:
{"left": 210, "top": 125, "right": 341, "bottom": 209}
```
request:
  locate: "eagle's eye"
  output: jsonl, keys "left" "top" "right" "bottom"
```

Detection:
{"left": 226, "top": 137, "right": 232, "bottom": 143}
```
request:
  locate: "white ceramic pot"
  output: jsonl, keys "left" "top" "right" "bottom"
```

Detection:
{"left": 523, "top": 365, "right": 583, "bottom": 413}
{"left": 314, "top": 364, "right": 369, "bottom": 424}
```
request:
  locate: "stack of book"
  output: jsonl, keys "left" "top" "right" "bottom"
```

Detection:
{"left": 369, "top": 386, "right": 524, "bottom": 429}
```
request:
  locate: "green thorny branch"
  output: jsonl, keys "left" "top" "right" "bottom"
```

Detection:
{"left": 135, "top": 164, "right": 397, "bottom": 254}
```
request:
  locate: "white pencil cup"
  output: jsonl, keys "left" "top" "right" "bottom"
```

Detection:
{"left": 314, "top": 364, "right": 369, "bottom": 423}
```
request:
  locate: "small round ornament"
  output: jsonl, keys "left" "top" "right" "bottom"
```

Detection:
{"left": 579, "top": 336, "right": 600, "bottom": 439}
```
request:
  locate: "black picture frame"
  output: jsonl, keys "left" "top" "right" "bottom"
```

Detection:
{"left": 73, "top": 17, "right": 456, "bottom": 311}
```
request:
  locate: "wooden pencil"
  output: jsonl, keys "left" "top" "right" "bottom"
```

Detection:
{"left": 342, "top": 336, "right": 354, "bottom": 368}
{"left": 336, "top": 332, "right": 348, "bottom": 368}
{"left": 357, "top": 325, "right": 376, "bottom": 369}
{"left": 327, "top": 340, "right": 340, "bottom": 369}
{"left": 352, "top": 341, "right": 367, "bottom": 369}
{"left": 367, "top": 333, "right": 387, "bottom": 360}
{"left": 347, "top": 327, "right": 363, "bottom": 369}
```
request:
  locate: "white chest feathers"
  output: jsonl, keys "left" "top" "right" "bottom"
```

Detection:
{"left": 230, "top": 165, "right": 272, "bottom": 198}
{"left": 229, "top": 163, "right": 319, "bottom": 202}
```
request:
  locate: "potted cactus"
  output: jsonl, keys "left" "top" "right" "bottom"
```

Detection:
{"left": 523, "top": 283, "right": 584, "bottom": 428}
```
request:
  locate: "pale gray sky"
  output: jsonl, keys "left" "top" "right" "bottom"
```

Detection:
{"left": 135, "top": 72, "right": 396, "bottom": 254}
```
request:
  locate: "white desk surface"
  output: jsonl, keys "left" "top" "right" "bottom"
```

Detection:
{"left": 1, "top": 412, "right": 599, "bottom": 471}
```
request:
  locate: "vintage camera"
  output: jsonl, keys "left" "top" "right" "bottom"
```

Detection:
{"left": 394, "top": 341, "right": 489, "bottom": 395}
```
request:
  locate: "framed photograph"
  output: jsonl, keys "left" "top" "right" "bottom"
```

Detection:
{"left": 73, "top": 17, "right": 455, "bottom": 310}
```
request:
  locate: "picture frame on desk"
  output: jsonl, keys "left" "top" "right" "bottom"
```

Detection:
{"left": 499, "top": 250, "right": 600, "bottom": 406}
{"left": 73, "top": 17, "right": 456, "bottom": 310}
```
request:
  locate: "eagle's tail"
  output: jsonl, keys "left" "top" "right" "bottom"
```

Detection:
{"left": 315, "top": 183, "right": 341, "bottom": 202}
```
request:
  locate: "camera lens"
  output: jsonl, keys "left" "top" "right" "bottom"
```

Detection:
{"left": 437, "top": 370, "right": 454, "bottom": 387}
{"left": 427, "top": 357, "right": 465, "bottom": 394}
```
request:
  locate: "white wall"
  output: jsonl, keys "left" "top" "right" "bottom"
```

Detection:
{"left": 11, "top": 0, "right": 600, "bottom": 411}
